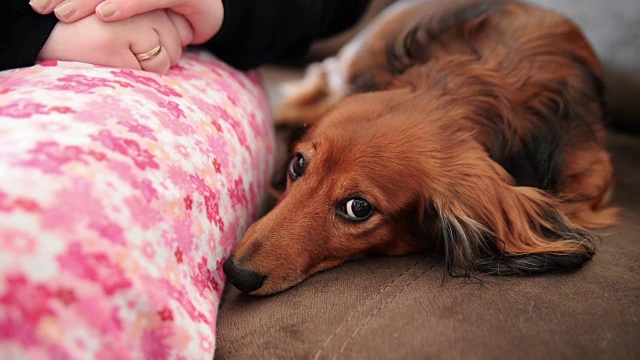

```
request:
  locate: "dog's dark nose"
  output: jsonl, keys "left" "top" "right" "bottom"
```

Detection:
{"left": 223, "top": 256, "right": 266, "bottom": 293}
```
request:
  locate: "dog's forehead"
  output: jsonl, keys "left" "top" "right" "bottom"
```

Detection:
{"left": 302, "top": 125, "right": 380, "bottom": 166}
{"left": 294, "top": 126, "right": 426, "bottom": 210}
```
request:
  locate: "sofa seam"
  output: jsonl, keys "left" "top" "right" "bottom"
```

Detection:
{"left": 312, "top": 255, "right": 431, "bottom": 360}
{"left": 334, "top": 261, "right": 438, "bottom": 359}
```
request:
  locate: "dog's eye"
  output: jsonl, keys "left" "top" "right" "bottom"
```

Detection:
{"left": 288, "top": 152, "right": 306, "bottom": 181}
{"left": 338, "top": 197, "right": 373, "bottom": 221}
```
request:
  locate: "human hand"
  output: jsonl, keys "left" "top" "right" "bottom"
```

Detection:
{"left": 29, "top": 0, "right": 224, "bottom": 45}
{"left": 38, "top": 10, "right": 192, "bottom": 74}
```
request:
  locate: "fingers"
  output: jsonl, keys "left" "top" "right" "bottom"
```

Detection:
{"left": 29, "top": 0, "right": 65, "bottom": 14}
{"left": 95, "top": 0, "right": 178, "bottom": 21}
{"left": 167, "top": 10, "right": 194, "bottom": 48}
{"left": 37, "top": 8, "right": 183, "bottom": 75}
{"left": 31, "top": 0, "right": 106, "bottom": 23}
{"left": 153, "top": 12, "right": 184, "bottom": 68}
{"left": 96, "top": 0, "right": 224, "bottom": 44}
{"left": 136, "top": 46, "right": 172, "bottom": 74}
{"left": 38, "top": 17, "right": 142, "bottom": 71}
{"left": 130, "top": 31, "right": 172, "bottom": 74}
{"left": 53, "top": 0, "right": 104, "bottom": 22}
{"left": 31, "top": 0, "right": 223, "bottom": 46}
{"left": 95, "top": 0, "right": 197, "bottom": 46}
{"left": 129, "top": 12, "right": 183, "bottom": 74}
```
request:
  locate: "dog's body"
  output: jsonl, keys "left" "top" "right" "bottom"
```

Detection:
{"left": 224, "top": 0, "right": 618, "bottom": 295}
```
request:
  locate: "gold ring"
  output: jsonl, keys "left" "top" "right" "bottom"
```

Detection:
{"left": 135, "top": 44, "right": 162, "bottom": 62}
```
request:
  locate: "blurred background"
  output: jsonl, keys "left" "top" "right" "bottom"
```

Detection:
{"left": 261, "top": 0, "right": 640, "bottom": 133}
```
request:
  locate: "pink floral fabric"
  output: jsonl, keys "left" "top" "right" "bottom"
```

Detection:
{"left": 0, "top": 52, "right": 274, "bottom": 359}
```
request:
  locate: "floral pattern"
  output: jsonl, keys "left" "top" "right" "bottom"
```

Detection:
{"left": 0, "top": 52, "right": 274, "bottom": 359}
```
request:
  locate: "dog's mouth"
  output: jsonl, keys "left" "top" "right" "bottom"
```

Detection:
{"left": 222, "top": 255, "right": 304, "bottom": 295}
{"left": 223, "top": 253, "right": 351, "bottom": 295}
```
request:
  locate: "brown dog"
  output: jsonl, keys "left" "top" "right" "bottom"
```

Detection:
{"left": 224, "top": 0, "right": 619, "bottom": 295}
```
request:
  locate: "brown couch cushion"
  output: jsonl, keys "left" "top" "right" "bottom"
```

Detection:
{"left": 215, "top": 130, "right": 640, "bottom": 359}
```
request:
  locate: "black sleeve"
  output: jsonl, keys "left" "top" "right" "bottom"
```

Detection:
{"left": 0, "top": 1, "right": 59, "bottom": 71}
{"left": 204, "top": 0, "right": 371, "bottom": 70}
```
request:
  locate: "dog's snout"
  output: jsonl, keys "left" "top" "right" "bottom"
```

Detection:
{"left": 223, "top": 256, "right": 266, "bottom": 293}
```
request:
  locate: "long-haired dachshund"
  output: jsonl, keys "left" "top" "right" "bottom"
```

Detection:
{"left": 224, "top": 0, "right": 619, "bottom": 295}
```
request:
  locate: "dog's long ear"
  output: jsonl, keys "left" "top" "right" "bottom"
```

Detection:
{"left": 426, "top": 147, "right": 596, "bottom": 276}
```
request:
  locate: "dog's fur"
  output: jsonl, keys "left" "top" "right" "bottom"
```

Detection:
{"left": 224, "top": 0, "right": 619, "bottom": 295}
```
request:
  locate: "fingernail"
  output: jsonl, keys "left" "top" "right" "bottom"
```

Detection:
{"left": 97, "top": 2, "right": 116, "bottom": 18}
{"left": 54, "top": 1, "right": 77, "bottom": 20}
{"left": 29, "top": 0, "right": 51, "bottom": 12}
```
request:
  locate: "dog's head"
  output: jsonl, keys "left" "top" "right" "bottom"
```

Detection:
{"left": 225, "top": 89, "right": 429, "bottom": 294}
{"left": 224, "top": 88, "right": 595, "bottom": 295}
